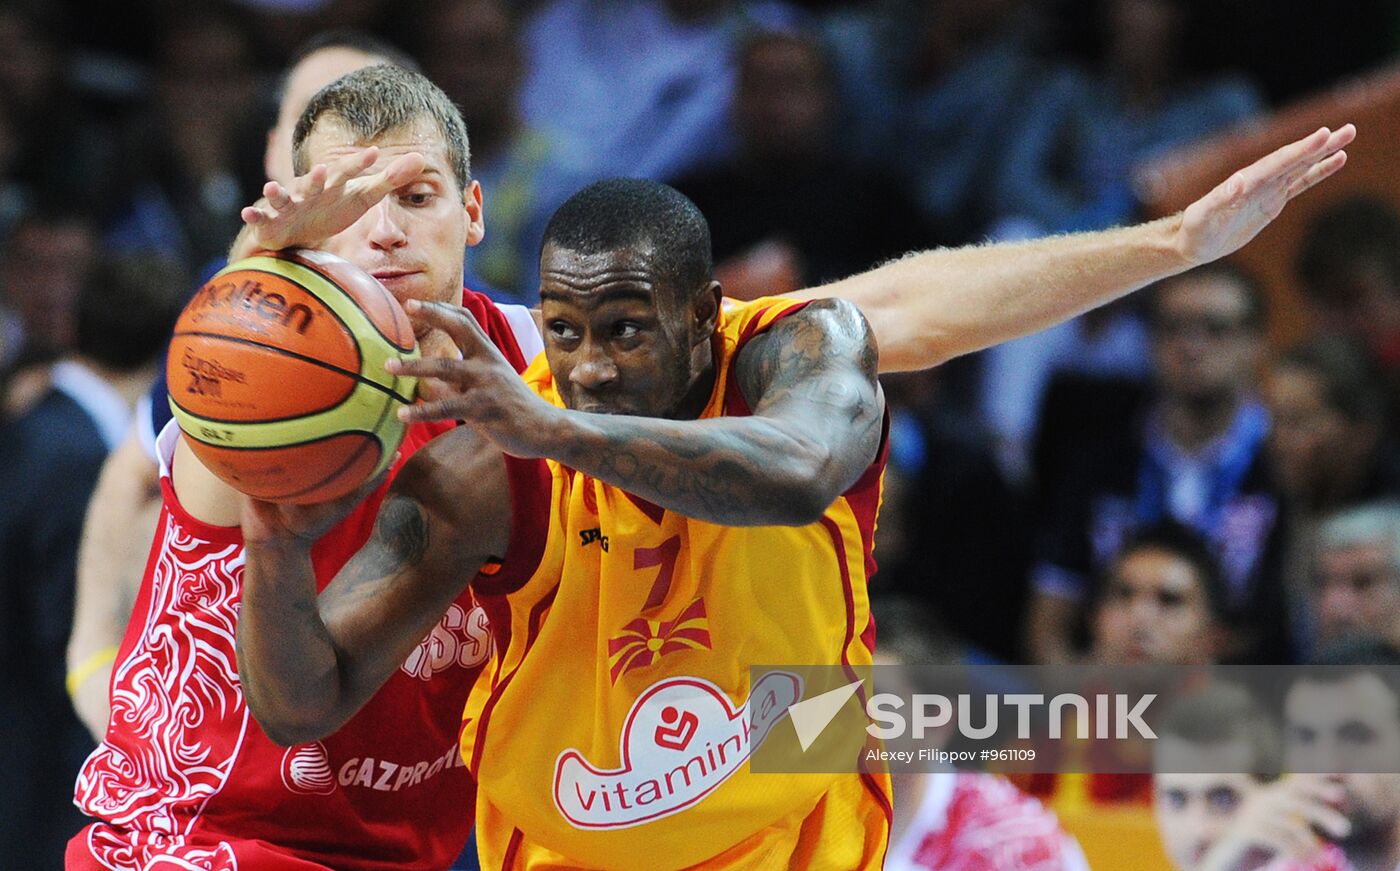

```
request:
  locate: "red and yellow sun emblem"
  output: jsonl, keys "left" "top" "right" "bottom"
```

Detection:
{"left": 607, "top": 597, "right": 712, "bottom": 684}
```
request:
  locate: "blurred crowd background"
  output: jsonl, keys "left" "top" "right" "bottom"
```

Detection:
{"left": 4, "top": 0, "right": 1400, "bottom": 868}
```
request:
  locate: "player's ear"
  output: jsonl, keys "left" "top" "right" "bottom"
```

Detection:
{"left": 464, "top": 179, "right": 485, "bottom": 247}
{"left": 264, "top": 129, "right": 278, "bottom": 181}
{"left": 693, "top": 280, "right": 722, "bottom": 340}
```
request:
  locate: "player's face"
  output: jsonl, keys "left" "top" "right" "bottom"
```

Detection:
{"left": 538, "top": 242, "right": 716, "bottom": 418}
{"left": 1285, "top": 676, "right": 1400, "bottom": 841}
{"left": 266, "top": 47, "right": 383, "bottom": 183}
{"left": 1153, "top": 768, "right": 1257, "bottom": 870}
{"left": 304, "top": 117, "right": 483, "bottom": 342}
{"left": 1313, "top": 542, "right": 1400, "bottom": 646}
{"left": 1094, "top": 547, "right": 1217, "bottom": 665}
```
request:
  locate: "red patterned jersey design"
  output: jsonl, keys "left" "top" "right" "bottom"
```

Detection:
{"left": 887, "top": 772, "right": 1091, "bottom": 871}
{"left": 68, "top": 290, "right": 534, "bottom": 871}
{"left": 1264, "top": 843, "right": 1354, "bottom": 871}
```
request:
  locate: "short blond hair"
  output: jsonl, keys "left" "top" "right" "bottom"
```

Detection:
{"left": 292, "top": 64, "right": 470, "bottom": 192}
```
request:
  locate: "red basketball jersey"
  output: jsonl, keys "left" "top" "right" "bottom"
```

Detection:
{"left": 68, "top": 291, "right": 541, "bottom": 871}
{"left": 886, "top": 772, "right": 1091, "bottom": 871}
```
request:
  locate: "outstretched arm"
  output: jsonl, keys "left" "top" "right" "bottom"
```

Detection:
{"left": 806, "top": 124, "right": 1354, "bottom": 370}
{"left": 394, "top": 298, "right": 884, "bottom": 527}
{"left": 237, "top": 428, "right": 511, "bottom": 746}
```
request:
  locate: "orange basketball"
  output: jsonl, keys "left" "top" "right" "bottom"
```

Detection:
{"left": 166, "top": 249, "right": 420, "bottom": 504}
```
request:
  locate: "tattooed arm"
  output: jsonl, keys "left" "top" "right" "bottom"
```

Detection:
{"left": 399, "top": 298, "right": 883, "bottom": 527}
{"left": 557, "top": 299, "right": 882, "bottom": 525}
{"left": 236, "top": 427, "right": 511, "bottom": 746}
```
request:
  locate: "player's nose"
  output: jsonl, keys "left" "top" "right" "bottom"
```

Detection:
{"left": 366, "top": 201, "right": 408, "bottom": 250}
{"left": 568, "top": 347, "right": 619, "bottom": 390}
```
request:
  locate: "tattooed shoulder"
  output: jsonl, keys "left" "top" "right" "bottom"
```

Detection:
{"left": 735, "top": 298, "right": 879, "bottom": 407}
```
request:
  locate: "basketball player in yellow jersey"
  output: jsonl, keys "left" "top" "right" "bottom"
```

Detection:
{"left": 382, "top": 178, "right": 889, "bottom": 870}
{"left": 235, "top": 177, "right": 889, "bottom": 869}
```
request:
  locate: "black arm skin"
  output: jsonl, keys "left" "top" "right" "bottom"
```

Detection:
{"left": 237, "top": 426, "right": 512, "bottom": 746}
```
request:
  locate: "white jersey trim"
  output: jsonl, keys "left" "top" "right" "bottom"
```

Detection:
{"left": 496, "top": 302, "right": 543, "bottom": 362}
{"left": 156, "top": 417, "right": 181, "bottom": 480}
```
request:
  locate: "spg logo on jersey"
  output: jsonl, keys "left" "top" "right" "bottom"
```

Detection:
{"left": 401, "top": 602, "right": 492, "bottom": 680}
{"left": 552, "top": 672, "right": 800, "bottom": 829}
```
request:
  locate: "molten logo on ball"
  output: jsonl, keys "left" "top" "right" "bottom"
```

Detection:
{"left": 169, "top": 250, "right": 419, "bottom": 504}
{"left": 188, "top": 277, "right": 317, "bottom": 335}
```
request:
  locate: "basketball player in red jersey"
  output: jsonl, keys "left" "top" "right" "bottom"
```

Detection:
{"left": 67, "top": 32, "right": 430, "bottom": 741}
{"left": 67, "top": 65, "right": 541, "bottom": 871}
{"left": 75, "top": 51, "right": 1353, "bottom": 869}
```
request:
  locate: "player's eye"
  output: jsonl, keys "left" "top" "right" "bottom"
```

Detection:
{"left": 612, "top": 322, "right": 641, "bottom": 340}
{"left": 1205, "top": 786, "right": 1240, "bottom": 814}
{"left": 549, "top": 321, "right": 580, "bottom": 343}
{"left": 1158, "top": 789, "right": 1187, "bottom": 810}
{"left": 1339, "top": 721, "right": 1377, "bottom": 745}
{"left": 402, "top": 190, "right": 435, "bottom": 207}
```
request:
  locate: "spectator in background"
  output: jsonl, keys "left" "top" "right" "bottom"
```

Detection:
{"left": 106, "top": 7, "right": 260, "bottom": 269}
{"left": 1153, "top": 683, "right": 1351, "bottom": 871}
{"left": 1296, "top": 197, "right": 1400, "bottom": 434}
{"left": 1284, "top": 639, "right": 1400, "bottom": 871}
{"left": 0, "top": 209, "right": 100, "bottom": 357}
{"left": 1026, "top": 522, "right": 1231, "bottom": 830}
{"left": 1267, "top": 342, "right": 1400, "bottom": 518}
{"left": 1264, "top": 340, "right": 1400, "bottom": 657}
{"left": 1090, "top": 522, "right": 1229, "bottom": 666}
{"left": 824, "top": 0, "right": 1049, "bottom": 243}
{"left": 0, "top": 8, "right": 108, "bottom": 220}
{"left": 975, "top": 0, "right": 1261, "bottom": 480}
{"left": 981, "top": 297, "right": 1153, "bottom": 486}
{"left": 1028, "top": 266, "right": 1288, "bottom": 664}
{"left": 0, "top": 251, "right": 183, "bottom": 867}
{"left": 519, "top": 0, "right": 802, "bottom": 183}
{"left": 411, "top": 0, "right": 586, "bottom": 306}
{"left": 1310, "top": 502, "right": 1400, "bottom": 651}
{"left": 875, "top": 369, "right": 1033, "bottom": 664}
{"left": 993, "top": 0, "right": 1260, "bottom": 235}
{"left": 674, "top": 30, "right": 931, "bottom": 299}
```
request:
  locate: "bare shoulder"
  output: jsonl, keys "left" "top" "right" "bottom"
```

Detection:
{"left": 171, "top": 434, "right": 242, "bottom": 527}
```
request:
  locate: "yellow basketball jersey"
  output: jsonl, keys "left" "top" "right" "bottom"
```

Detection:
{"left": 462, "top": 298, "right": 891, "bottom": 870}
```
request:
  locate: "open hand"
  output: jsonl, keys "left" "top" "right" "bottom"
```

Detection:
{"left": 1198, "top": 775, "right": 1350, "bottom": 871}
{"left": 386, "top": 300, "right": 555, "bottom": 457}
{"left": 1177, "top": 124, "right": 1354, "bottom": 267}
{"left": 235, "top": 148, "right": 426, "bottom": 256}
